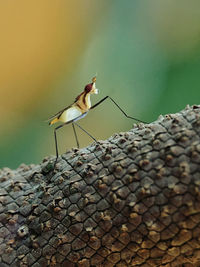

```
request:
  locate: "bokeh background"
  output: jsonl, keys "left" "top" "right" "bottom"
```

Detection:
{"left": 1, "top": 0, "right": 200, "bottom": 169}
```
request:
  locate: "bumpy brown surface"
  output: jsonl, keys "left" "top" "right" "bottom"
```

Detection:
{"left": 0, "top": 105, "right": 200, "bottom": 267}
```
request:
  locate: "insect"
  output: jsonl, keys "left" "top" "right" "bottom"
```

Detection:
{"left": 48, "top": 77, "right": 146, "bottom": 164}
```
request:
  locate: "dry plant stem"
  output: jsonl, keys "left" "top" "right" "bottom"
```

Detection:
{"left": 0, "top": 105, "right": 200, "bottom": 267}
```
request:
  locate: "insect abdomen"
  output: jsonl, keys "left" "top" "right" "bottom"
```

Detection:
{"left": 59, "top": 107, "right": 82, "bottom": 123}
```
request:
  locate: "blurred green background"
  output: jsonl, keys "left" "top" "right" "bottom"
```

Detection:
{"left": 1, "top": 0, "right": 200, "bottom": 169}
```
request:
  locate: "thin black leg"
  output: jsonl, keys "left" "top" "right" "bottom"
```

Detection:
{"left": 52, "top": 113, "right": 88, "bottom": 166}
{"left": 108, "top": 97, "right": 147, "bottom": 123}
{"left": 72, "top": 123, "right": 79, "bottom": 148}
{"left": 54, "top": 129, "right": 58, "bottom": 159}
{"left": 91, "top": 96, "right": 147, "bottom": 124}
{"left": 54, "top": 124, "right": 63, "bottom": 165}
{"left": 73, "top": 122, "right": 97, "bottom": 143}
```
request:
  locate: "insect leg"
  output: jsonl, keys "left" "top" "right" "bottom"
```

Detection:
{"left": 53, "top": 113, "right": 88, "bottom": 166}
{"left": 54, "top": 123, "right": 64, "bottom": 165}
{"left": 73, "top": 122, "right": 97, "bottom": 143}
{"left": 72, "top": 122, "right": 79, "bottom": 148}
{"left": 91, "top": 96, "right": 147, "bottom": 124}
{"left": 90, "top": 96, "right": 108, "bottom": 110}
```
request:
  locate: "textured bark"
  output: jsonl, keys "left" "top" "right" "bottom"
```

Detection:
{"left": 0, "top": 105, "right": 200, "bottom": 267}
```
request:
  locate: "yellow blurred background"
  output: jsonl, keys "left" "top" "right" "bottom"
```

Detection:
{"left": 1, "top": 0, "right": 200, "bottom": 169}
